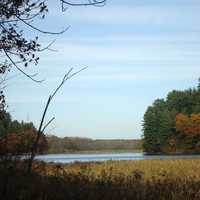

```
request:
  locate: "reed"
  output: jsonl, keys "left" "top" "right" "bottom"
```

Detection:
{"left": 1, "top": 159, "right": 200, "bottom": 200}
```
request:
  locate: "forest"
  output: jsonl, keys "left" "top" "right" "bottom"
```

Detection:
{"left": 47, "top": 135, "right": 141, "bottom": 153}
{"left": 143, "top": 79, "right": 200, "bottom": 153}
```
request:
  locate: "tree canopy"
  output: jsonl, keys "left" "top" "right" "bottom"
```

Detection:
{"left": 143, "top": 79, "right": 200, "bottom": 153}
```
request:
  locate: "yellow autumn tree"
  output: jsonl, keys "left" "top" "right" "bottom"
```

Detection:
{"left": 176, "top": 113, "right": 200, "bottom": 136}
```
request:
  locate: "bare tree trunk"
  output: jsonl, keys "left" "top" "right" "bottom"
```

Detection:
{"left": 27, "top": 67, "right": 87, "bottom": 174}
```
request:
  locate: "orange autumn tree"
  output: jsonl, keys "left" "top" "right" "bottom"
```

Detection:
{"left": 176, "top": 113, "right": 200, "bottom": 136}
{"left": 0, "top": 111, "right": 47, "bottom": 160}
{"left": 0, "top": 131, "right": 47, "bottom": 157}
{"left": 0, "top": 133, "right": 21, "bottom": 157}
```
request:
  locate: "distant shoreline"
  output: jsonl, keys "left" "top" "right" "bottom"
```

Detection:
{"left": 47, "top": 135, "right": 142, "bottom": 154}
{"left": 44, "top": 149, "right": 143, "bottom": 155}
{"left": 44, "top": 149, "right": 200, "bottom": 156}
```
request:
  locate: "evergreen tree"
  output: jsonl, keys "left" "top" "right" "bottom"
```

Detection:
{"left": 143, "top": 79, "right": 200, "bottom": 153}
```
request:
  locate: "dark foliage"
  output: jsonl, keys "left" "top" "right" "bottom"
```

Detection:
{"left": 1, "top": 161, "right": 200, "bottom": 200}
{"left": 143, "top": 79, "right": 200, "bottom": 153}
{"left": 0, "top": 0, "right": 49, "bottom": 110}
{"left": 0, "top": 111, "right": 48, "bottom": 163}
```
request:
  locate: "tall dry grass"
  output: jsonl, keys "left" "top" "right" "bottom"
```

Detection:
{"left": 1, "top": 159, "right": 200, "bottom": 200}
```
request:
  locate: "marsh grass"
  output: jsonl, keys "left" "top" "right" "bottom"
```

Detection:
{"left": 56, "top": 158, "right": 200, "bottom": 180}
{"left": 1, "top": 159, "right": 200, "bottom": 200}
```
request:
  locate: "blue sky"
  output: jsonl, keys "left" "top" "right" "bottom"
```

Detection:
{"left": 5, "top": 0, "right": 200, "bottom": 139}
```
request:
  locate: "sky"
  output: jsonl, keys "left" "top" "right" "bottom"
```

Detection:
{"left": 5, "top": 0, "right": 200, "bottom": 139}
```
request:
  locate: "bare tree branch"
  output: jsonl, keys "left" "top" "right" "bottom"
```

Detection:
{"left": 38, "top": 40, "right": 57, "bottom": 52}
{"left": 27, "top": 67, "right": 87, "bottom": 174}
{"left": 61, "top": 0, "right": 106, "bottom": 7}
{"left": 41, "top": 117, "right": 55, "bottom": 133}
{"left": 3, "top": 49, "right": 44, "bottom": 83}
{"left": 16, "top": 16, "right": 70, "bottom": 35}
{"left": 0, "top": 0, "right": 106, "bottom": 88}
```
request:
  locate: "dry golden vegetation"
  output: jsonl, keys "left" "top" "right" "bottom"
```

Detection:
{"left": 60, "top": 158, "right": 200, "bottom": 180}
{"left": 2, "top": 158, "right": 200, "bottom": 200}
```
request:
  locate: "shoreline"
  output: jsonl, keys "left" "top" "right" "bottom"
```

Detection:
{"left": 45, "top": 149, "right": 143, "bottom": 155}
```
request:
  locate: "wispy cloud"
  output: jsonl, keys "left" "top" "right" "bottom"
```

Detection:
{"left": 41, "top": 43, "right": 200, "bottom": 63}
{"left": 44, "top": 68, "right": 200, "bottom": 84}
{"left": 66, "top": 5, "right": 199, "bottom": 26}
{"left": 55, "top": 34, "right": 200, "bottom": 44}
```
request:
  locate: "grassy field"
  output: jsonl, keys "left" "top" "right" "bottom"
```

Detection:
{"left": 2, "top": 158, "right": 200, "bottom": 200}
{"left": 60, "top": 158, "right": 200, "bottom": 180}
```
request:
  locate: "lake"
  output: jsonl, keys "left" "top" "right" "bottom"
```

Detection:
{"left": 35, "top": 152, "right": 200, "bottom": 163}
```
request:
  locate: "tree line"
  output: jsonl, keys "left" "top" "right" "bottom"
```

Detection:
{"left": 143, "top": 79, "right": 200, "bottom": 153}
{"left": 0, "top": 110, "right": 141, "bottom": 156}
{"left": 47, "top": 135, "right": 142, "bottom": 153}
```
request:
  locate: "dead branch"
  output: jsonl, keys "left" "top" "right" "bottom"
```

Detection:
{"left": 27, "top": 66, "right": 87, "bottom": 174}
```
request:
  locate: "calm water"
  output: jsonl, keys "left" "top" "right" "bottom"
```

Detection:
{"left": 35, "top": 152, "right": 200, "bottom": 163}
